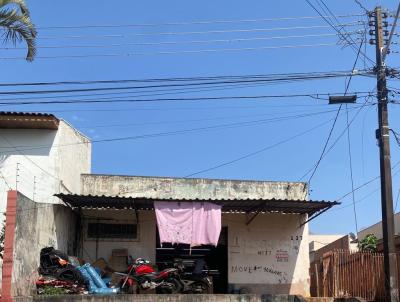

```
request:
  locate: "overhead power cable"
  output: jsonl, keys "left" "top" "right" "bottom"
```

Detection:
{"left": 0, "top": 32, "right": 358, "bottom": 51}
{"left": 30, "top": 22, "right": 364, "bottom": 40}
{"left": 305, "top": 22, "right": 365, "bottom": 186}
{"left": 76, "top": 108, "right": 343, "bottom": 129}
{"left": 35, "top": 14, "right": 366, "bottom": 29}
{"left": 304, "top": 0, "right": 374, "bottom": 65}
{"left": 0, "top": 92, "right": 375, "bottom": 106}
{"left": 299, "top": 96, "right": 373, "bottom": 180}
{"left": 343, "top": 33, "right": 367, "bottom": 235}
{"left": 0, "top": 42, "right": 360, "bottom": 60}
{"left": 0, "top": 106, "right": 365, "bottom": 154}
{"left": 0, "top": 71, "right": 370, "bottom": 96}
{"left": 382, "top": 2, "right": 400, "bottom": 61}
{"left": 331, "top": 161, "right": 400, "bottom": 212}
{"left": 316, "top": 162, "right": 400, "bottom": 215}
{"left": 183, "top": 108, "right": 361, "bottom": 178}
{"left": 0, "top": 69, "right": 370, "bottom": 88}
{"left": 354, "top": 0, "right": 369, "bottom": 13}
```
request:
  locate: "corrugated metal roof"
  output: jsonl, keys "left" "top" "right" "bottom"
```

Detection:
{"left": 55, "top": 193, "right": 338, "bottom": 216}
{"left": 0, "top": 112, "right": 59, "bottom": 130}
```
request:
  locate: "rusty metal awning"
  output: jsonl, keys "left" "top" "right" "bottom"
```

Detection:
{"left": 0, "top": 112, "right": 59, "bottom": 130}
{"left": 55, "top": 193, "right": 338, "bottom": 225}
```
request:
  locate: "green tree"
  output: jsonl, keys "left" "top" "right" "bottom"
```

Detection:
{"left": 0, "top": 0, "right": 36, "bottom": 61}
{"left": 359, "top": 234, "right": 378, "bottom": 252}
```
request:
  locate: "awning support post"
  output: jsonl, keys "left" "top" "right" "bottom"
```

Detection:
{"left": 246, "top": 202, "right": 266, "bottom": 225}
{"left": 298, "top": 206, "right": 332, "bottom": 228}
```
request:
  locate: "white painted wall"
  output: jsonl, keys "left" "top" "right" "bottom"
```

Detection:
{"left": 0, "top": 121, "right": 91, "bottom": 213}
{"left": 224, "top": 213, "right": 309, "bottom": 296}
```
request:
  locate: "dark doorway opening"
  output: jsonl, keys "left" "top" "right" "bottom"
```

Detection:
{"left": 155, "top": 227, "right": 228, "bottom": 293}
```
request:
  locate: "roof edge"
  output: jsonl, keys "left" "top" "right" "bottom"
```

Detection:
{"left": 81, "top": 173, "right": 308, "bottom": 186}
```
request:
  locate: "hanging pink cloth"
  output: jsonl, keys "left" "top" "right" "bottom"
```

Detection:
{"left": 154, "top": 201, "right": 221, "bottom": 247}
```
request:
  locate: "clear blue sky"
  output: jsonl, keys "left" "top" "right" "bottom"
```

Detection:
{"left": 1, "top": 0, "right": 400, "bottom": 235}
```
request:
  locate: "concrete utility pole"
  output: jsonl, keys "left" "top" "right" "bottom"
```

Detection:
{"left": 372, "top": 6, "right": 399, "bottom": 301}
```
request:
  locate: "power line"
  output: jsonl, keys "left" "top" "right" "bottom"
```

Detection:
{"left": 0, "top": 33, "right": 360, "bottom": 51}
{"left": 0, "top": 92, "right": 375, "bottom": 106}
{"left": 75, "top": 108, "right": 339, "bottom": 129}
{"left": 382, "top": 2, "right": 400, "bottom": 61}
{"left": 343, "top": 33, "right": 367, "bottom": 236}
{"left": 305, "top": 30, "right": 365, "bottom": 185}
{"left": 0, "top": 72, "right": 371, "bottom": 96}
{"left": 336, "top": 160, "right": 400, "bottom": 204}
{"left": 0, "top": 42, "right": 360, "bottom": 60}
{"left": 35, "top": 14, "right": 366, "bottom": 30}
{"left": 183, "top": 108, "right": 360, "bottom": 178}
{"left": 304, "top": 0, "right": 374, "bottom": 65}
{"left": 0, "top": 107, "right": 364, "bottom": 153}
{"left": 354, "top": 0, "right": 369, "bottom": 13}
{"left": 299, "top": 96, "right": 374, "bottom": 180}
{"left": 0, "top": 69, "right": 370, "bottom": 88}
{"left": 30, "top": 22, "right": 364, "bottom": 40}
{"left": 331, "top": 163, "right": 400, "bottom": 212}
{"left": 345, "top": 103, "right": 359, "bottom": 233}
{"left": 21, "top": 103, "right": 335, "bottom": 113}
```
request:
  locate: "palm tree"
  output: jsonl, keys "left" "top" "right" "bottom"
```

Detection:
{"left": 0, "top": 0, "right": 36, "bottom": 61}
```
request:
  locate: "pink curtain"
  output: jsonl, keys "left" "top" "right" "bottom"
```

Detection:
{"left": 154, "top": 201, "right": 221, "bottom": 247}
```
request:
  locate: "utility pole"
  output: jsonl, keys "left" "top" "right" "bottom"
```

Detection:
{"left": 371, "top": 6, "right": 399, "bottom": 301}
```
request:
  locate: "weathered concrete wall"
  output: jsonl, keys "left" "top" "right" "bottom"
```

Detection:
{"left": 81, "top": 175, "right": 307, "bottom": 201}
{"left": 15, "top": 294, "right": 309, "bottom": 302}
{"left": 224, "top": 213, "right": 309, "bottom": 296}
{"left": 0, "top": 120, "right": 91, "bottom": 213}
{"left": 80, "top": 209, "right": 156, "bottom": 263}
{"left": 11, "top": 192, "right": 78, "bottom": 297}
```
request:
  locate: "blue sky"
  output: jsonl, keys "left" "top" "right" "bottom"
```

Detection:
{"left": 1, "top": 0, "right": 400, "bottom": 235}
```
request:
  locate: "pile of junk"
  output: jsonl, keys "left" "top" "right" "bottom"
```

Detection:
{"left": 36, "top": 247, "right": 213, "bottom": 296}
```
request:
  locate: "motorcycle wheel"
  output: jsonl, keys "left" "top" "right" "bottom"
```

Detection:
{"left": 156, "top": 277, "right": 181, "bottom": 294}
{"left": 191, "top": 281, "right": 212, "bottom": 294}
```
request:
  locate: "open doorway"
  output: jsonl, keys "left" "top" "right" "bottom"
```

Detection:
{"left": 155, "top": 227, "right": 228, "bottom": 293}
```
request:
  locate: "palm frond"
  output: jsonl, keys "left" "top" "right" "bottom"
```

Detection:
{"left": 0, "top": 0, "right": 30, "bottom": 16}
{"left": 0, "top": 8, "right": 36, "bottom": 61}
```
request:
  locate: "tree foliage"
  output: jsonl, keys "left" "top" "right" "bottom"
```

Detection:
{"left": 359, "top": 233, "right": 378, "bottom": 252}
{"left": 0, "top": 0, "right": 36, "bottom": 61}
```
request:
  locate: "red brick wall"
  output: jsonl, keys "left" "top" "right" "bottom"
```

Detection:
{"left": 2, "top": 190, "right": 17, "bottom": 302}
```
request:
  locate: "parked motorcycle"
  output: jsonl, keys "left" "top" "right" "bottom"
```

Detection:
{"left": 120, "top": 258, "right": 181, "bottom": 294}
{"left": 173, "top": 258, "right": 213, "bottom": 294}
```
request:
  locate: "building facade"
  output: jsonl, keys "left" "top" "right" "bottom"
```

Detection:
{"left": 0, "top": 112, "right": 92, "bottom": 212}
{"left": 53, "top": 174, "right": 337, "bottom": 296}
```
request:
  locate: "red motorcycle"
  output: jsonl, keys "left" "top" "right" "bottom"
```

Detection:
{"left": 120, "top": 258, "right": 181, "bottom": 294}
